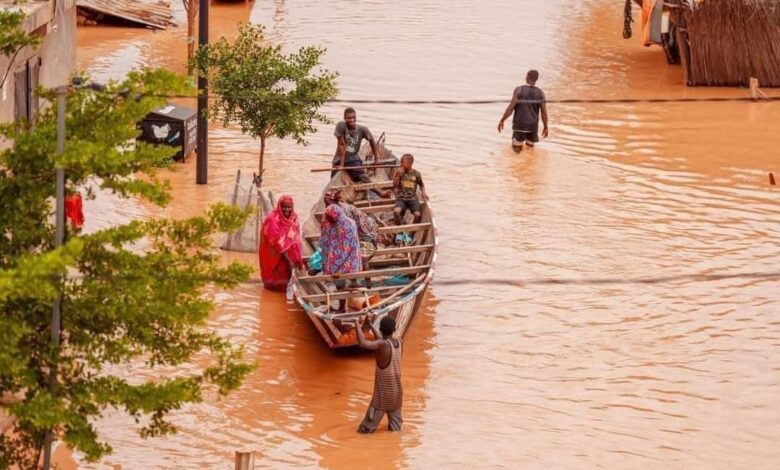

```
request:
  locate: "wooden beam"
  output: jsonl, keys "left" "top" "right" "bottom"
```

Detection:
{"left": 315, "top": 202, "right": 427, "bottom": 218}
{"left": 330, "top": 181, "right": 393, "bottom": 192}
{"left": 314, "top": 204, "right": 394, "bottom": 219}
{"left": 377, "top": 222, "right": 431, "bottom": 234}
{"left": 369, "top": 258, "right": 412, "bottom": 268}
{"left": 373, "top": 244, "right": 435, "bottom": 257}
{"left": 305, "top": 223, "right": 430, "bottom": 242}
{"left": 296, "top": 265, "right": 430, "bottom": 283}
{"left": 311, "top": 164, "right": 399, "bottom": 173}
{"left": 299, "top": 285, "right": 404, "bottom": 302}
{"left": 303, "top": 244, "right": 434, "bottom": 262}
{"left": 354, "top": 198, "right": 394, "bottom": 207}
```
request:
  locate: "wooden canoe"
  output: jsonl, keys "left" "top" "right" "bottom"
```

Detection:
{"left": 290, "top": 139, "right": 437, "bottom": 348}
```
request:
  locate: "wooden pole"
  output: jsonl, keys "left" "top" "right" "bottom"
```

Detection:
{"left": 235, "top": 451, "right": 254, "bottom": 470}
{"left": 195, "top": 0, "right": 209, "bottom": 184}
{"left": 225, "top": 170, "right": 241, "bottom": 250}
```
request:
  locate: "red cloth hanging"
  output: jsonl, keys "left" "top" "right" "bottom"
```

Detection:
{"left": 65, "top": 193, "right": 84, "bottom": 232}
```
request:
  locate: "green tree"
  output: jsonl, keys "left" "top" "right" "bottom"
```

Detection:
{"left": 0, "top": 68, "right": 254, "bottom": 468}
{"left": 193, "top": 23, "right": 338, "bottom": 187}
{"left": 1, "top": 8, "right": 41, "bottom": 90}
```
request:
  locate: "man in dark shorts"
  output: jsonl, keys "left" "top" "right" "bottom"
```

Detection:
{"left": 392, "top": 154, "right": 428, "bottom": 225}
{"left": 497, "top": 69, "right": 549, "bottom": 153}
{"left": 354, "top": 315, "right": 403, "bottom": 433}
{"left": 333, "top": 107, "right": 380, "bottom": 181}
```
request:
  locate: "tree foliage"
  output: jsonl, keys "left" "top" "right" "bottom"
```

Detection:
{"left": 0, "top": 68, "right": 253, "bottom": 468}
{"left": 1, "top": 8, "right": 42, "bottom": 91}
{"left": 193, "top": 22, "right": 338, "bottom": 186}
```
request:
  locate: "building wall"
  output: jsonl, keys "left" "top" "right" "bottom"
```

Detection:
{"left": 0, "top": 0, "right": 77, "bottom": 125}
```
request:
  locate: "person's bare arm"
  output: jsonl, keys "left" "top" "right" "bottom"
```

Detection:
{"left": 392, "top": 169, "right": 402, "bottom": 190}
{"left": 498, "top": 87, "right": 519, "bottom": 133}
{"left": 355, "top": 318, "right": 384, "bottom": 350}
{"left": 368, "top": 135, "right": 380, "bottom": 160}
{"left": 418, "top": 172, "right": 428, "bottom": 201}
{"left": 336, "top": 136, "right": 347, "bottom": 167}
{"left": 541, "top": 101, "right": 549, "bottom": 138}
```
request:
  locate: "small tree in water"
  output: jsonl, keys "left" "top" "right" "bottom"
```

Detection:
{"left": 193, "top": 23, "right": 338, "bottom": 187}
{"left": 0, "top": 68, "right": 254, "bottom": 467}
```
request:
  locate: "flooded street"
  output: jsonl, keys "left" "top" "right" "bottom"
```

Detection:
{"left": 73, "top": 0, "right": 779, "bottom": 468}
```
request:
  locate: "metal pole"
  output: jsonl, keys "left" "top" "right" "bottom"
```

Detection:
{"left": 196, "top": 0, "right": 209, "bottom": 184}
{"left": 42, "top": 85, "right": 67, "bottom": 470}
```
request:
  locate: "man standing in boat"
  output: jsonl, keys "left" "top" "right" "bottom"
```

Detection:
{"left": 354, "top": 315, "right": 403, "bottom": 433}
{"left": 333, "top": 107, "right": 391, "bottom": 197}
{"left": 497, "top": 69, "right": 549, "bottom": 153}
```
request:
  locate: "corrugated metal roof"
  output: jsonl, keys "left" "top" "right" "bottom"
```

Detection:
{"left": 76, "top": 0, "right": 175, "bottom": 30}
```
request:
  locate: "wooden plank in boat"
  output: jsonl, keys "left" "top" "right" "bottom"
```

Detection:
{"left": 303, "top": 244, "right": 433, "bottom": 262}
{"left": 369, "top": 258, "right": 412, "bottom": 268}
{"left": 314, "top": 204, "right": 393, "bottom": 219}
{"left": 376, "top": 222, "right": 431, "bottom": 234}
{"left": 299, "top": 285, "right": 404, "bottom": 302}
{"left": 305, "top": 223, "right": 430, "bottom": 243}
{"left": 296, "top": 265, "right": 430, "bottom": 283}
{"left": 373, "top": 244, "right": 435, "bottom": 256}
{"left": 354, "top": 198, "right": 394, "bottom": 207}
{"left": 330, "top": 181, "right": 393, "bottom": 192}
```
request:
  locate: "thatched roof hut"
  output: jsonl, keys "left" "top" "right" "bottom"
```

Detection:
{"left": 675, "top": 0, "right": 780, "bottom": 87}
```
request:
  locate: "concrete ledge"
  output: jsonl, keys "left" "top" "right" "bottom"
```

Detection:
{"left": 0, "top": 0, "right": 76, "bottom": 33}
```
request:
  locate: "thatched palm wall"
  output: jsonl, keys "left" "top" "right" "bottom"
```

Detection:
{"left": 684, "top": 0, "right": 780, "bottom": 87}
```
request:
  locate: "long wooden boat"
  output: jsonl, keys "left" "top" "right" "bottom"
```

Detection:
{"left": 290, "top": 140, "right": 438, "bottom": 348}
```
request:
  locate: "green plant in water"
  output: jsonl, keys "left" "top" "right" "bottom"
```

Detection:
{"left": 193, "top": 22, "right": 338, "bottom": 187}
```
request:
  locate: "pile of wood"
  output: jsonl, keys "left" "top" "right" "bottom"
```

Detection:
{"left": 76, "top": 0, "right": 175, "bottom": 30}
{"left": 683, "top": 0, "right": 780, "bottom": 87}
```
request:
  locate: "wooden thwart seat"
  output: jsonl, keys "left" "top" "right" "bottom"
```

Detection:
{"left": 296, "top": 265, "right": 430, "bottom": 283}
{"left": 300, "top": 285, "right": 404, "bottom": 302}
{"left": 314, "top": 201, "right": 427, "bottom": 218}
{"left": 303, "top": 244, "right": 434, "bottom": 263}
{"left": 305, "top": 222, "right": 431, "bottom": 243}
{"left": 330, "top": 181, "right": 394, "bottom": 192}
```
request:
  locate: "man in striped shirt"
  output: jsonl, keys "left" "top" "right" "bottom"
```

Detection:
{"left": 355, "top": 315, "right": 403, "bottom": 433}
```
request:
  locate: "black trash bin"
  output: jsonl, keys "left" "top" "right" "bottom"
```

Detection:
{"left": 138, "top": 104, "right": 197, "bottom": 161}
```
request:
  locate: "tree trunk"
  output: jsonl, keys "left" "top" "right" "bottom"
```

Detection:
{"left": 186, "top": 1, "right": 198, "bottom": 76}
{"left": 257, "top": 135, "right": 266, "bottom": 188}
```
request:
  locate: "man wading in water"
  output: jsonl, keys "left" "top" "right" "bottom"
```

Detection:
{"left": 497, "top": 69, "right": 549, "bottom": 153}
{"left": 354, "top": 315, "right": 403, "bottom": 433}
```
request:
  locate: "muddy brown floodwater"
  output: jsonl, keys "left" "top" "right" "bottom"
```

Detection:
{"left": 65, "top": 0, "right": 780, "bottom": 468}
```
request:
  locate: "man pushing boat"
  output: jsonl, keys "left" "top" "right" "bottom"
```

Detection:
{"left": 354, "top": 315, "right": 404, "bottom": 433}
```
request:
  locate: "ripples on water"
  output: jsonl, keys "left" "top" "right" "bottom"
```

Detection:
{"left": 71, "top": 0, "right": 780, "bottom": 468}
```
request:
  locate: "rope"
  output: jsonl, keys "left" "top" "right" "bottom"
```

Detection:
{"left": 60, "top": 85, "right": 780, "bottom": 106}
{"left": 144, "top": 94, "right": 780, "bottom": 106}
{"left": 8, "top": 270, "right": 779, "bottom": 287}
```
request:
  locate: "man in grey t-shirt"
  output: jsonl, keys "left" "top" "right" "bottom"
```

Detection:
{"left": 332, "top": 107, "right": 380, "bottom": 182}
{"left": 498, "top": 69, "right": 549, "bottom": 153}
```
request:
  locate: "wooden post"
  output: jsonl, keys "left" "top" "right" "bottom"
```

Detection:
{"left": 235, "top": 451, "right": 254, "bottom": 470}
{"left": 225, "top": 170, "right": 241, "bottom": 250}
{"left": 770, "top": 172, "right": 776, "bottom": 186}
{"left": 749, "top": 77, "right": 768, "bottom": 101}
{"left": 750, "top": 77, "right": 759, "bottom": 100}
